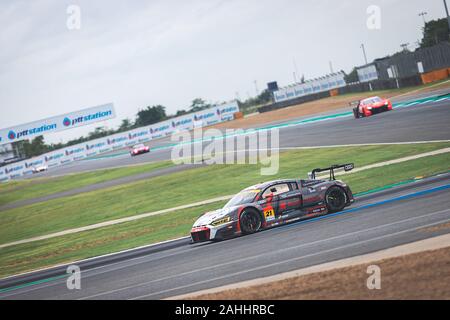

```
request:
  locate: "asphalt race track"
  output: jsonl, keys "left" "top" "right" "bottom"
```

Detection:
{"left": 1, "top": 173, "right": 450, "bottom": 299}
{"left": 1, "top": 89, "right": 449, "bottom": 300}
{"left": 24, "top": 90, "right": 450, "bottom": 181}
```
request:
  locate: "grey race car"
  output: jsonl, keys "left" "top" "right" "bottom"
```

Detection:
{"left": 191, "top": 163, "right": 355, "bottom": 243}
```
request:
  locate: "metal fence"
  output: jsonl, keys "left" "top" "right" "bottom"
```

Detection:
{"left": 363, "top": 41, "right": 450, "bottom": 81}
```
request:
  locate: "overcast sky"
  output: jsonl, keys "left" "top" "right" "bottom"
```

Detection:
{"left": 0, "top": 0, "right": 447, "bottom": 143}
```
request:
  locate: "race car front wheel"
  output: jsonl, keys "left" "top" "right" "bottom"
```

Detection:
{"left": 325, "top": 186, "right": 347, "bottom": 213}
{"left": 240, "top": 209, "right": 262, "bottom": 234}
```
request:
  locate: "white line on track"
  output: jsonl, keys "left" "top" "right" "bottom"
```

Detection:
{"left": 130, "top": 215, "right": 450, "bottom": 300}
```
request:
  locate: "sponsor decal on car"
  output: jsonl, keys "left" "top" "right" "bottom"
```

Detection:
{"left": 264, "top": 208, "right": 275, "bottom": 221}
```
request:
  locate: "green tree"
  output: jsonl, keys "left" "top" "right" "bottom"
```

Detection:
{"left": 175, "top": 109, "right": 188, "bottom": 117}
{"left": 88, "top": 127, "right": 113, "bottom": 140}
{"left": 135, "top": 105, "right": 167, "bottom": 126}
{"left": 118, "top": 118, "right": 134, "bottom": 132}
{"left": 344, "top": 68, "right": 359, "bottom": 83}
{"left": 189, "top": 98, "right": 211, "bottom": 112}
{"left": 420, "top": 18, "right": 449, "bottom": 48}
{"left": 21, "top": 136, "right": 50, "bottom": 158}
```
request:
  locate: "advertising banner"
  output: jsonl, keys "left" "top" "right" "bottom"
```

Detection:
{"left": 44, "top": 150, "right": 66, "bottom": 168}
{"left": 193, "top": 109, "right": 220, "bottom": 127}
{"left": 127, "top": 128, "right": 151, "bottom": 144}
{"left": 0, "top": 103, "right": 116, "bottom": 145}
{"left": 4, "top": 162, "right": 26, "bottom": 179}
{"left": 64, "top": 145, "right": 87, "bottom": 162}
{"left": 23, "top": 157, "right": 46, "bottom": 175}
{"left": 106, "top": 133, "right": 129, "bottom": 150}
{"left": 216, "top": 101, "right": 239, "bottom": 121}
{"left": 170, "top": 115, "right": 194, "bottom": 132}
{"left": 357, "top": 65, "right": 378, "bottom": 82}
{"left": 85, "top": 138, "right": 111, "bottom": 157}
{"left": 273, "top": 73, "right": 347, "bottom": 102}
{"left": 149, "top": 121, "right": 172, "bottom": 139}
{"left": 0, "top": 166, "right": 8, "bottom": 182}
{"left": 2, "top": 101, "right": 240, "bottom": 181}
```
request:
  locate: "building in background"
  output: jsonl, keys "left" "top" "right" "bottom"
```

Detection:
{"left": 0, "top": 143, "right": 20, "bottom": 167}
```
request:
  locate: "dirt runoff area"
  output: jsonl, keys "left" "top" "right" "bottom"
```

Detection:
{"left": 210, "top": 80, "right": 450, "bottom": 131}
{"left": 185, "top": 237, "right": 450, "bottom": 300}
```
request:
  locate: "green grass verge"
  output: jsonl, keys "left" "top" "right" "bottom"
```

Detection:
{"left": 0, "top": 142, "right": 449, "bottom": 246}
{"left": 0, "top": 160, "right": 173, "bottom": 206}
{"left": 0, "top": 200, "right": 226, "bottom": 279}
{"left": 0, "top": 150, "right": 449, "bottom": 279}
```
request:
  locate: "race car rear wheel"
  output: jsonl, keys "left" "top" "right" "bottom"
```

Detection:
{"left": 325, "top": 186, "right": 347, "bottom": 213}
{"left": 240, "top": 208, "right": 262, "bottom": 234}
{"left": 353, "top": 107, "right": 360, "bottom": 119}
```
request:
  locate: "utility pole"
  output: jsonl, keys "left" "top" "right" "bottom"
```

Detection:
{"left": 253, "top": 80, "right": 259, "bottom": 96}
{"left": 444, "top": 0, "right": 450, "bottom": 39}
{"left": 293, "top": 57, "right": 300, "bottom": 81}
{"left": 361, "top": 43, "right": 368, "bottom": 65}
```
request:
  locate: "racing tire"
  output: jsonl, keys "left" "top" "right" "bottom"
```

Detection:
{"left": 240, "top": 208, "right": 262, "bottom": 234}
{"left": 325, "top": 186, "right": 347, "bottom": 213}
{"left": 353, "top": 107, "right": 360, "bottom": 119}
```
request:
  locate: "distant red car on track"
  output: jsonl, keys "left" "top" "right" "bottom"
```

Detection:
{"left": 130, "top": 144, "right": 150, "bottom": 156}
{"left": 351, "top": 96, "right": 393, "bottom": 119}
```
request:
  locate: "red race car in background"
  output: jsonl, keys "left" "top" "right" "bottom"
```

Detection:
{"left": 130, "top": 143, "right": 150, "bottom": 156}
{"left": 351, "top": 96, "right": 393, "bottom": 119}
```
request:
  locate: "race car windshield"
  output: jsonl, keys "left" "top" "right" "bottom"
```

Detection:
{"left": 224, "top": 190, "right": 259, "bottom": 208}
{"left": 362, "top": 97, "right": 382, "bottom": 104}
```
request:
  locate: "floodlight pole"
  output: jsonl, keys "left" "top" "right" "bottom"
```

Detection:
{"left": 444, "top": 0, "right": 450, "bottom": 39}
{"left": 361, "top": 43, "right": 368, "bottom": 65}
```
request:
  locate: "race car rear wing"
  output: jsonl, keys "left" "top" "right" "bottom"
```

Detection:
{"left": 308, "top": 163, "right": 354, "bottom": 180}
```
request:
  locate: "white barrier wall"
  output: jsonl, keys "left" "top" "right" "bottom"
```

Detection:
{"left": 44, "top": 150, "right": 66, "bottom": 168}
{"left": 23, "top": 157, "right": 46, "bottom": 176}
{"left": 0, "top": 166, "right": 9, "bottom": 182}
{"left": 1, "top": 101, "right": 240, "bottom": 182}
{"left": 274, "top": 73, "right": 347, "bottom": 103}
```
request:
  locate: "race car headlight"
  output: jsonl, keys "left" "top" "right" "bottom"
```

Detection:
{"left": 367, "top": 107, "right": 372, "bottom": 110}
{"left": 211, "top": 216, "right": 231, "bottom": 226}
